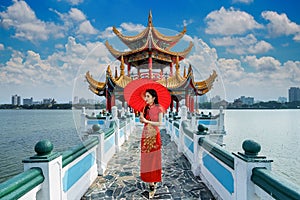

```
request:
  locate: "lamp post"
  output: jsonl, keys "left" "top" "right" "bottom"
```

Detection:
{"left": 130, "top": 72, "right": 135, "bottom": 80}
{"left": 164, "top": 72, "right": 169, "bottom": 88}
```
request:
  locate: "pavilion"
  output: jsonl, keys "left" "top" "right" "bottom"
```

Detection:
{"left": 86, "top": 11, "right": 217, "bottom": 113}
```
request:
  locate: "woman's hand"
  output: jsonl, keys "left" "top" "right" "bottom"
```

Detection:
{"left": 139, "top": 113, "right": 148, "bottom": 123}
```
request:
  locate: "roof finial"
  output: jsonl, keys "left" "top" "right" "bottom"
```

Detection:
{"left": 148, "top": 10, "right": 153, "bottom": 27}
{"left": 120, "top": 55, "right": 125, "bottom": 76}
{"left": 107, "top": 65, "right": 112, "bottom": 77}
{"left": 114, "top": 66, "right": 118, "bottom": 79}
{"left": 175, "top": 55, "right": 180, "bottom": 74}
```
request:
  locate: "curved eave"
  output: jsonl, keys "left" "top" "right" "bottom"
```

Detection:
{"left": 156, "top": 72, "right": 187, "bottom": 89}
{"left": 105, "top": 41, "right": 123, "bottom": 59}
{"left": 86, "top": 71, "right": 106, "bottom": 90}
{"left": 152, "top": 26, "right": 187, "bottom": 48}
{"left": 152, "top": 40, "right": 194, "bottom": 59}
{"left": 88, "top": 85, "right": 105, "bottom": 96}
{"left": 112, "top": 25, "right": 187, "bottom": 50}
{"left": 112, "top": 26, "right": 149, "bottom": 50}
{"left": 193, "top": 70, "right": 217, "bottom": 95}
{"left": 105, "top": 37, "right": 194, "bottom": 62}
{"left": 113, "top": 74, "right": 133, "bottom": 88}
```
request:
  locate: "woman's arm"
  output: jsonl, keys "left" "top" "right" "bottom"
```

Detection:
{"left": 142, "top": 112, "right": 163, "bottom": 127}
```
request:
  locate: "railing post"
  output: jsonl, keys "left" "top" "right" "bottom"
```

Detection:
{"left": 111, "top": 106, "right": 120, "bottom": 152}
{"left": 23, "top": 140, "right": 62, "bottom": 200}
{"left": 233, "top": 140, "right": 273, "bottom": 200}
{"left": 88, "top": 124, "right": 105, "bottom": 175}
{"left": 192, "top": 133, "right": 201, "bottom": 175}
{"left": 80, "top": 107, "right": 87, "bottom": 139}
{"left": 218, "top": 106, "right": 225, "bottom": 133}
{"left": 179, "top": 106, "right": 188, "bottom": 153}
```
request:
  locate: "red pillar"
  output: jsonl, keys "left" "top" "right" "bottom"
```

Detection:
{"left": 185, "top": 93, "right": 190, "bottom": 108}
{"left": 170, "top": 98, "right": 173, "bottom": 112}
{"left": 170, "top": 63, "right": 173, "bottom": 77}
{"left": 127, "top": 63, "right": 131, "bottom": 76}
{"left": 190, "top": 96, "right": 194, "bottom": 113}
{"left": 148, "top": 52, "right": 152, "bottom": 79}
{"left": 111, "top": 94, "right": 115, "bottom": 107}
{"left": 106, "top": 91, "right": 111, "bottom": 112}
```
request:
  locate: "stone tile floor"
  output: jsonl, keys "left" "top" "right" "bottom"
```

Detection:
{"left": 82, "top": 126, "right": 215, "bottom": 200}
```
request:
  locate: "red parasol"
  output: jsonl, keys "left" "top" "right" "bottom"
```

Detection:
{"left": 124, "top": 79, "right": 171, "bottom": 112}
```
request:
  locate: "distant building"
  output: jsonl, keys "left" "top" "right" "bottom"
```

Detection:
{"left": 288, "top": 87, "right": 300, "bottom": 102}
{"left": 240, "top": 96, "right": 254, "bottom": 105}
{"left": 79, "top": 98, "right": 87, "bottom": 104}
{"left": 211, "top": 95, "right": 221, "bottom": 103}
{"left": 87, "top": 99, "right": 96, "bottom": 105}
{"left": 32, "top": 101, "right": 41, "bottom": 105}
{"left": 11, "top": 94, "right": 21, "bottom": 106}
{"left": 43, "top": 98, "right": 52, "bottom": 105}
{"left": 278, "top": 96, "right": 287, "bottom": 103}
{"left": 198, "top": 95, "right": 208, "bottom": 103}
{"left": 23, "top": 97, "right": 33, "bottom": 105}
{"left": 73, "top": 96, "right": 79, "bottom": 104}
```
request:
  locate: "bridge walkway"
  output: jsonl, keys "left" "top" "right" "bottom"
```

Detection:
{"left": 82, "top": 126, "right": 215, "bottom": 199}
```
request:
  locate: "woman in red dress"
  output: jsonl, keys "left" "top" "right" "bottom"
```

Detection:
{"left": 139, "top": 89, "right": 163, "bottom": 192}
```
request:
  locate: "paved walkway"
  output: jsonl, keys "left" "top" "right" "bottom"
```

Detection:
{"left": 82, "top": 126, "right": 215, "bottom": 200}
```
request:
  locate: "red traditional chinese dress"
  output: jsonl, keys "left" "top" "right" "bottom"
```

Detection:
{"left": 140, "top": 104, "right": 163, "bottom": 183}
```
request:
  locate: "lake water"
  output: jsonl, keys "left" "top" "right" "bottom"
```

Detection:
{"left": 0, "top": 109, "right": 299, "bottom": 186}
{"left": 222, "top": 109, "right": 300, "bottom": 186}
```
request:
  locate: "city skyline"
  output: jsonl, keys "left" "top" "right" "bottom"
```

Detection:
{"left": 2, "top": 90, "right": 294, "bottom": 105}
{"left": 1, "top": 1, "right": 300, "bottom": 104}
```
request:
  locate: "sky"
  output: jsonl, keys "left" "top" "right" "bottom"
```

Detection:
{"left": 1, "top": 0, "right": 300, "bottom": 104}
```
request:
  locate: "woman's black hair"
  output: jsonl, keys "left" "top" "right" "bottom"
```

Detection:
{"left": 143, "top": 89, "right": 159, "bottom": 114}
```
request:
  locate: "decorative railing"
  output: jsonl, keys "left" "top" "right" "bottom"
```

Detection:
{"left": 165, "top": 105, "right": 300, "bottom": 200}
{"left": 0, "top": 106, "right": 135, "bottom": 200}
{"left": 251, "top": 167, "right": 300, "bottom": 200}
{"left": 0, "top": 168, "right": 44, "bottom": 200}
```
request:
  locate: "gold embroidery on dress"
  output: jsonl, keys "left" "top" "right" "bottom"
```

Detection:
{"left": 142, "top": 124, "right": 157, "bottom": 153}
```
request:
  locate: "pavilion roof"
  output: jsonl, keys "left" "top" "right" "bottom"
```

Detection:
{"left": 86, "top": 64, "right": 217, "bottom": 97}
{"left": 112, "top": 11, "right": 187, "bottom": 50}
{"left": 105, "top": 11, "right": 193, "bottom": 65}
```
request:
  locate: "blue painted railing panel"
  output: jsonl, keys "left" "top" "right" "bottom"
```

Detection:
{"left": 198, "top": 120, "right": 217, "bottom": 125}
{"left": 202, "top": 151, "right": 234, "bottom": 194}
{"left": 104, "top": 134, "right": 115, "bottom": 153}
{"left": 175, "top": 128, "right": 179, "bottom": 138}
{"left": 63, "top": 152, "right": 95, "bottom": 192}
{"left": 119, "top": 128, "right": 124, "bottom": 138}
{"left": 184, "top": 135, "right": 194, "bottom": 153}
{"left": 87, "top": 120, "right": 105, "bottom": 125}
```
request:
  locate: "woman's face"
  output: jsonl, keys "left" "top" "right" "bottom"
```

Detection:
{"left": 145, "top": 92, "right": 155, "bottom": 105}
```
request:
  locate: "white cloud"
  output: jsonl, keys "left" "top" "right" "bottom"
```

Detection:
{"left": 120, "top": 22, "right": 145, "bottom": 33}
{"left": 184, "top": 38, "right": 300, "bottom": 101}
{"left": 262, "top": 11, "right": 300, "bottom": 41}
{"left": 183, "top": 19, "right": 194, "bottom": 27}
{"left": 55, "top": 44, "right": 64, "bottom": 49}
{"left": 78, "top": 20, "right": 98, "bottom": 35}
{"left": 98, "top": 27, "right": 116, "bottom": 39}
{"left": 205, "top": 7, "right": 263, "bottom": 35}
{"left": 232, "top": 0, "right": 253, "bottom": 4}
{"left": 0, "top": 44, "right": 4, "bottom": 50}
{"left": 54, "top": 7, "right": 98, "bottom": 37}
{"left": 0, "top": 0, "right": 62, "bottom": 42}
{"left": 65, "top": 0, "right": 84, "bottom": 5}
{"left": 1, "top": 36, "right": 112, "bottom": 91}
{"left": 211, "top": 34, "right": 273, "bottom": 54}
{"left": 242, "top": 55, "right": 281, "bottom": 72}
{"left": 68, "top": 8, "right": 86, "bottom": 22}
